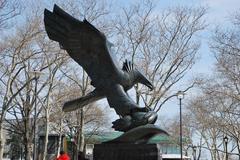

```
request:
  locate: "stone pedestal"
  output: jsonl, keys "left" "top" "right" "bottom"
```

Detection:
{"left": 93, "top": 143, "right": 161, "bottom": 160}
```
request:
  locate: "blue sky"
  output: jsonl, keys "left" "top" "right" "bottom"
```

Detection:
{"left": 93, "top": 0, "right": 240, "bottom": 126}
{"left": 7, "top": 0, "right": 239, "bottom": 125}
{"left": 147, "top": 0, "right": 240, "bottom": 120}
{"left": 77, "top": 0, "right": 240, "bottom": 123}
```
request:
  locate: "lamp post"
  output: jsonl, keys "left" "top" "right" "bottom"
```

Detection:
{"left": 177, "top": 91, "right": 185, "bottom": 160}
{"left": 224, "top": 136, "right": 228, "bottom": 160}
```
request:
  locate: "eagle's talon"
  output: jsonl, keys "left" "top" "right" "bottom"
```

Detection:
{"left": 112, "top": 111, "right": 158, "bottom": 132}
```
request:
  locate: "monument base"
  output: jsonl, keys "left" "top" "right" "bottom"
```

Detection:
{"left": 93, "top": 143, "right": 161, "bottom": 160}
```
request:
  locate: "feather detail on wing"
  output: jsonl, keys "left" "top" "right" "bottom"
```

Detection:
{"left": 44, "top": 5, "right": 121, "bottom": 89}
{"left": 122, "top": 59, "right": 134, "bottom": 73}
{"left": 63, "top": 89, "right": 104, "bottom": 112}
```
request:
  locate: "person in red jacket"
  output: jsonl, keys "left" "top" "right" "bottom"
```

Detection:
{"left": 56, "top": 151, "right": 70, "bottom": 160}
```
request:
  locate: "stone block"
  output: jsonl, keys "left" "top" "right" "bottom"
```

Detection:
{"left": 93, "top": 143, "right": 161, "bottom": 160}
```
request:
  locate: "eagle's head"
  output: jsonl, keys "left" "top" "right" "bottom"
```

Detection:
{"left": 122, "top": 59, "right": 154, "bottom": 90}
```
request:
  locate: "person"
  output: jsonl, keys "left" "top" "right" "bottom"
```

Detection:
{"left": 56, "top": 151, "right": 70, "bottom": 160}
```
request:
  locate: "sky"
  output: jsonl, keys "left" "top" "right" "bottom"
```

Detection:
{"left": 98, "top": 0, "right": 240, "bottom": 122}
{"left": 147, "top": 0, "right": 240, "bottom": 121}
{"left": 4, "top": 0, "right": 240, "bottom": 126}
{"left": 79, "top": 0, "right": 240, "bottom": 128}
{"left": 7, "top": 0, "right": 238, "bottom": 157}
{"left": 70, "top": 0, "right": 240, "bottom": 123}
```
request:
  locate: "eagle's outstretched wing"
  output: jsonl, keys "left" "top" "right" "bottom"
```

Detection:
{"left": 44, "top": 5, "right": 121, "bottom": 89}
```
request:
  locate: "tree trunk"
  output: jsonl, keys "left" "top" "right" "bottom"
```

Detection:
{"left": 57, "top": 119, "right": 63, "bottom": 157}
{"left": 197, "top": 146, "right": 202, "bottom": 160}
{"left": 25, "top": 116, "right": 32, "bottom": 160}
{"left": 0, "top": 125, "right": 5, "bottom": 160}
{"left": 24, "top": 99, "right": 32, "bottom": 160}
{"left": 237, "top": 141, "right": 240, "bottom": 160}
{"left": 74, "top": 108, "right": 85, "bottom": 160}
{"left": 0, "top": 107, "right": 7, "bottom": 160}
{"left": 43, "top": 111, "right": 49, "bottom": 160}
{"left": 24, "top": 133, "right": 32, "bottom": 160}
{"left": 26, "top": 141, "right": 32, "bottom": 160}
{"left": 79, "top": 108, "right": 85, "bottom": 152}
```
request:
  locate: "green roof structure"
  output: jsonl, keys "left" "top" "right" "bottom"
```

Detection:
{"left": 85, "top": 131, "right": 181, "bottom": 154}
{"left": 86, "top": 132, "right": 174, "bottom": 144}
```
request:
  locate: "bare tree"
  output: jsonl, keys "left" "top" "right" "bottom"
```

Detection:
{"left": 0, "top": 0, "right": 21, "bottom": 30}
{"left": 59, "top": 66, "right": 107, "bottom": 159}
{"left": 49, "top": 1, "right": 112, "bottom": 158}
{"left": 0, "top": 1, "right": 209, "bottom": 159}
{"left": 40, "top": 53, "right": 66, "bottom": 160}
{"left": 48, "top": 82, "right": 108, "bottom": 158}
{"left": 162, "top": 114, "right": 195, "bottom": 156}
{"left": 197, "top": 12, "right": 240, "bottom": 159}
{"left": 114, "top": 1, "right": 207, "bottom": 111}
{"left": 187, "top": 90, "right": 225, "bottom": 160}
{"left": 44, "top": 2, "right": 207, "bottom": 159}
{"left": 1, "top": 1, "right": 112, "bottom": 159}
{"left": 0, "top": 14, "right": 43, "bottom": 159}
{"left": 0, "top": 10, "right": 67, "bottom": 159}
{"left": 186, "top": 78, "right": 240, "bottom": 160}
{"left": 168, "top": 10, "right": 240, "bottom": 160}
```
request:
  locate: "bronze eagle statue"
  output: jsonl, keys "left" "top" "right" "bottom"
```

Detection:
{"left": 44, "top": 5, "right": 160, "bottom": 132}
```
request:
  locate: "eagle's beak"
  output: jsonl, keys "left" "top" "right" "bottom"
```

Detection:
{"left": 145, "top": 80, "right": 154, "bottom": 91}
{"left": 138, "top": 71, "right": 154, "bottom": 91}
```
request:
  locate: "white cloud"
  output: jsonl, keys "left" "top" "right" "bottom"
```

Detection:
{"left": 159, "top": 0, "right": 240, "bottom": 24}
{"left": 202, "top": 0, "right": 240, "bottom": 23}
{"left": 204, "top": 0, "right": 240, "bottom": 8}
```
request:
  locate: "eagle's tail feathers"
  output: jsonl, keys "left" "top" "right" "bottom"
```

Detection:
{"left": 63, "top": 90, "right": 104, "bottom": 112}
